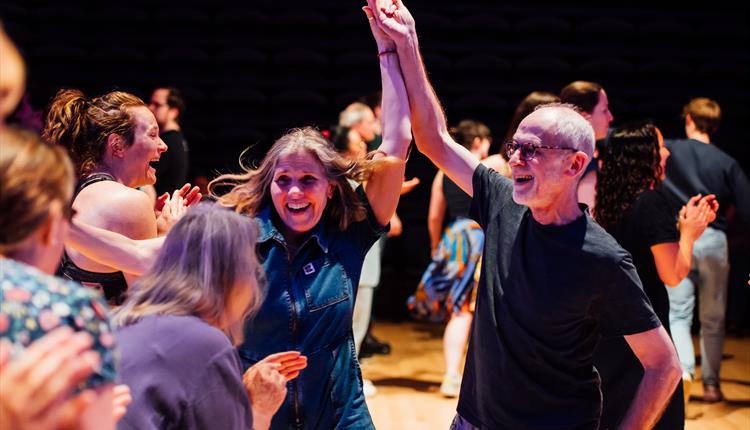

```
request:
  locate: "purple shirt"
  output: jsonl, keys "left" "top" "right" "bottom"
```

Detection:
{"left": 117, "top": 315, "right": 253, "bottom": 430}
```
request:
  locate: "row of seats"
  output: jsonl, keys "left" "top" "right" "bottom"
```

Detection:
{"left": 4, "top": 1, "right": 747, "bottom": 177}
{"left": 5, "top": 3, "right": 746, "bottom": 39}
{"left": 4, "top": 3, "right": 747, "bottom": 56}
{"left": 27, "top": 45, "right": 747, "bottom": 83}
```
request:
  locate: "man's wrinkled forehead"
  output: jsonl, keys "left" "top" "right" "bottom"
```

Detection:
{"left": 514, "top": 110, "right": 556, "bottom": 144}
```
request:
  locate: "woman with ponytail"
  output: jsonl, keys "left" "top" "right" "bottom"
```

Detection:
{"left": 42, "top": 89, "right": 198, "bottom": 304}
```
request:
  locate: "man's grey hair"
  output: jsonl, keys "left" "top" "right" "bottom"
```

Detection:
{"left": 338, "top": 102, "right": 372, "bottom": 127}
{"left": 534, "top": 103, "right": 596, "bottom": 158}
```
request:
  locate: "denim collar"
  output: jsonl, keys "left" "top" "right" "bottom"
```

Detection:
{"left": 256, "top": 205, "right": 330, "bottom": 254}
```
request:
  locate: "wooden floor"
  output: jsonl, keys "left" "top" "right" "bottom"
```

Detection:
{"left": 362, "top": 321, "right": 750, "bottom": 430}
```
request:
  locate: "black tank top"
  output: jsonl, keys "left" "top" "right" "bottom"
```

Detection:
{"left": 59, "top": 173, "right": 128, "bottom": 305}
{"left": 443, "top": 174, "right": 472, "bottom": 223}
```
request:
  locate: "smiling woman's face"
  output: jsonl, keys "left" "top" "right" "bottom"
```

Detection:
{"left": 120, "top": 106, "right": 167, "bottom": 188}
{"left": 270, "top": 150, "right": 334, "bottom": 243}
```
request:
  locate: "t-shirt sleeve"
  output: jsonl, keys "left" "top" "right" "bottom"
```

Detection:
{"left": 639, "top": 191, "right": 679, "bottom": 247}
{"left": 186, "top": 348, "right": 254, "bottom": 429}
{"left": 346, "top": 185, "right": 388, "bottom": 257}
{"left": 599, "top": 255, "right": 662, "bottom": 338}
{"left": 470, "top": 163, "right": 513, "bottom": 229}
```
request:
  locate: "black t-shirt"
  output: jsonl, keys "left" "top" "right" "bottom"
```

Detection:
{"left": 155, "top": 130, "right": 189, "bottom": 195}
{"left": 593, "top": 188, "right": 683, "bottom": 430}
{"left": 609, "top": 188, "right": 678, "bottom": 326}
{"left": 662, "top": 138, "right": 750, "bottom": 232}
{"left": 458, "top": 164, "right": 660, "bottom": 430}
{"left": 443, "top": 174, "right": 472, "bottom": 222}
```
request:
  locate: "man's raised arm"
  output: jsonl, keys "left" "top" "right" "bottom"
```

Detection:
{"left": 368, "top": 0, "right": 479, "bottom": 196}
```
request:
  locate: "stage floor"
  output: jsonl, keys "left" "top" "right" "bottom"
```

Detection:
{"left": 363, "top": 321, "right": 750, "bottom": 429}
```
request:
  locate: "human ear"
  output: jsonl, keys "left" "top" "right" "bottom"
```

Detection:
{"left": 327, "top": 182, "right": 335, "bottom": 199}
{"left": 566, "top": 152, "right": 588, "bottom": 178}
{"left": 107, "top": 134, "right": 125, "bottom": 157}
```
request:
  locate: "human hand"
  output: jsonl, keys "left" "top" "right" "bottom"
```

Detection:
{"left": 702, "top": 194, "right": 719, "bottom": 224}
{"left": 155, "top": 189, "right": 185, "bottom": 236}
{"left": 155, "top": 184, "right": 202, "bottom": 235}
{"left": 0, "top": 327, "right": 100, "bottom": 430}
{"left": 400, "top": 177, "right": 420, "bottom": 195}
{"left": 387, "top": 212, "right": 403, "bottom": 237}
{"left": 678, "top": 194, "right": 712, "bottom": 242}
{"left": 243, "top": 361, "right": 288, "bottom": 430}
{"left": 363, "top": 4, "right": 395, "bottom": 54}
{"left": 154, "top": 183, "right": 202, "bottom": 212}
{"left": 253, "top": 351, "right": 308, "bottom": 381}
{"left": 112, "top": 384, "right": 131, "bottom": 422}
{"left": 366, "top": 0, "right": 416, "bottom": 44}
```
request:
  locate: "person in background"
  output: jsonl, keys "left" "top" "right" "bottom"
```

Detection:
{"left": 341, "top": 101, "right": 381, "bottom": 151}
{"left": 148, "top": 87, "right": 189, "bottom": 196}
{"left": 409, "top": 119, "right": 491, "bottom": 398}
{"left": 662, "top": 97, "right": 750, "bottom": 403}
{"left": 593, "top": 120, "right": 717, "bottom": 428}
{"left": 560, "top": 80, "right": 614, "bottom": 212}
{"left": 331, "top": 124, "right": 386, "bottom": 398}
{"left": 358, "top": 91, "right": 384, "bottom": 143}
{"left": 337, "top": 98, "right": 420, "bottom": 363}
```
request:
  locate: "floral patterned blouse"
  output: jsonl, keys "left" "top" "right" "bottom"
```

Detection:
{"left": 0, "top": 258, "right": 117, "bottom": 389}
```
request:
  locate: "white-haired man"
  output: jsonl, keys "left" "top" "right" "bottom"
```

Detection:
{"left": 365, "top": 1, "right": 681, "bottom": 428}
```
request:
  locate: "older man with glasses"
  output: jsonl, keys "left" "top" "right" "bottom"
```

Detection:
{"left": 364, "top": 1, "right": 681, "bottom": 429}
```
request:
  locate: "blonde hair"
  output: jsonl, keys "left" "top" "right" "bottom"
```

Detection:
{"left": 0, "top": 126, "right": 74, "bottom": 256}
{"left": 210, "top": 127, "right": 397, "bottom": 231}
{"left": 42, "top": 89, "right": 146, "bottom": 177}
{"left": 113, "top": 204, "right": 265, "bottom": 345}
{"left": 682, "top": 97, "right": 721, "bottom": 135}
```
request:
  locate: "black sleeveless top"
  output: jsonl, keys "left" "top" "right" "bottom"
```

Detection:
{"left": 443, "top": 174, "right": 472, "bottom": 223}
{"left": 59, "top": 173, "right": 128, "bottom": 305}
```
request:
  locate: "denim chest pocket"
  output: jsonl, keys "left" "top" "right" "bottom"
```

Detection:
{"left": 298, "top": 255, "right": 351, "bottom": 312}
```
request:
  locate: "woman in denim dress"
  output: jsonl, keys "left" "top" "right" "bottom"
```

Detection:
{"left": 208, "top": 11, "right": 411, "bottom": 429}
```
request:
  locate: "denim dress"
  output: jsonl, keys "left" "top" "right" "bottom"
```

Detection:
{"left": 238, "top": 187, "right": 385, "bottom": 429}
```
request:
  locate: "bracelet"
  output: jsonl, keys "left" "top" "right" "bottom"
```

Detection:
{"left": 378, "top": 49, "right": 397, "bottom": 57}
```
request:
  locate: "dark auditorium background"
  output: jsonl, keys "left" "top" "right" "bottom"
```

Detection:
{"left": 2, "top": 0, "right": 748, "bottom": 328}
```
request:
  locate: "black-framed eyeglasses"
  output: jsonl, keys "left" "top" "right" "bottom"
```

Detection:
{"left": 504, "top": 140, "right": 578, "bottom": 161}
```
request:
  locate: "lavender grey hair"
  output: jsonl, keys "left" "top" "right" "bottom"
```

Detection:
{"left": 113, "top": 203, "right": 265, "bottom": 345}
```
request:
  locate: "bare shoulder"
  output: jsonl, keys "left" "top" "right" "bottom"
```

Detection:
{"left": 73, "top": 181, "right": 156, "bottom": 239}
{"left": 482, "top": 155, "right": 511, "bottom": 178}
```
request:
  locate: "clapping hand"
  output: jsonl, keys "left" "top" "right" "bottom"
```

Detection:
{"left": 678, "top": 194, "right": 716, "bottom": 241}
{"left": 155, "top": 183, "right": 202, "bottom": 235}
